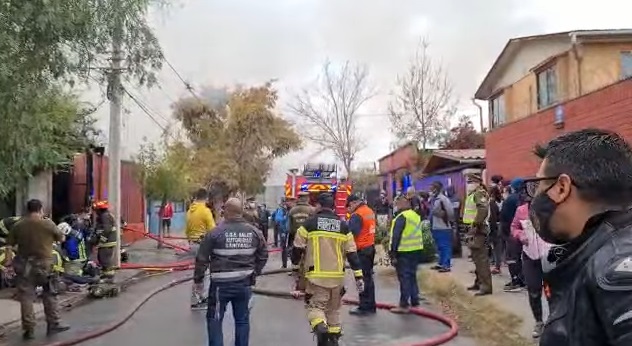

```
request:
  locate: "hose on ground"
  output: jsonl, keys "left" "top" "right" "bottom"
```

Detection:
{"left": 41, "top": 268, "right": 459, "bottom": 346}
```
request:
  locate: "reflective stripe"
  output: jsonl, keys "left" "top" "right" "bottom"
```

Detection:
{"left": 310, "top": 317, "right": 325, "bottom": 328}
{"left": 52, "top": 250, "right": 64, "bottom": 273}
{"left": 98, "top": 242, "right": 117, "bottom": 248}
{"left": 462, "top": 194, "right": 476, "bottom": 225}
{"left": 297, "top": 226, "right": 308, "bottom": 238}
{"left": 306, "top": 231, "right": 348, "bottom": 242}
{"left": 210, "top": 269, "right": 254, "bottom": 279}
{"left": 329, "top": 326, "right": 342, "bottom": 334}
{"left": 353, "top": 269, "right": 362, "bottom": 277}
{"left": 213, "top": 248, "right": 256, "bottom": 256}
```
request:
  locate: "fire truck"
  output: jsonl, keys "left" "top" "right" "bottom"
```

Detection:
{"left": 284, "top": 163, "right": 353, "bottom": 220}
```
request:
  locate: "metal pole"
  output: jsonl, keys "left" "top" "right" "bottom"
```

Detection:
{"left": 290, "top": 168, "right": 298, "bottom": 198}
{"left": 471, "top": 98, "right": 484, "bottom": 132}
{"left": 108, "top": 17, "right": 124, "bottom": 268}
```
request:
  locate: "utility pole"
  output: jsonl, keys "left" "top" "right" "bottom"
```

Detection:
{"left": 108, "top": 14, "right": 124, "bottom": 268}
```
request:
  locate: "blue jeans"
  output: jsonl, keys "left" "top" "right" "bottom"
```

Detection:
{"left": 395, "top": 251, "right": 422, "bottom": 308}
{"left": 206, "top": 282, "right": 252, "bottom": 346}
{"left": 431, "top": 229, "right": 453, "bottom": 269}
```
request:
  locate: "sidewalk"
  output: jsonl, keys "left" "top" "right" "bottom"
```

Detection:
{"left": 0, "top": 237, "right": 181, "bottom": 335}
{"left": 440, "top": 249, "right": 548, "bottom": 340}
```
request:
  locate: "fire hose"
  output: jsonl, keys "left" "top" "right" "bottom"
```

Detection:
{"left": 41, "top": 267, "right": 459, "bottom": 346}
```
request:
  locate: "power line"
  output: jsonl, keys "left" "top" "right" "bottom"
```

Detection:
{"left": 162, "top": 56, "right": 203, "bottom": 102}
{"left": 122, "top": 87, "right": 178, "bottom": 141}
{"left": 123, "top": 84, "right": 172, "bottom": 124}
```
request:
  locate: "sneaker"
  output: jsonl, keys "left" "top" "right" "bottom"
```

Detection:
{"left": 532, "top": 322, "right": 544, "bottom": 338}
{"left": 47, "top": 323, "right": 71, "bottom": 335}
{"left": 390, "top": 306, "right": 410, "bottom": 314}
{"left": 438, "top": 267, "right": 451, "bottom": 273}
{"left": 431, "top": 265, "right": 442, "bottom": 270}
{"left": 503, "top": 283, "right": 523, "bottom": 293}
{"left": 190, "top": 297, "right": 208, "bottom": 310}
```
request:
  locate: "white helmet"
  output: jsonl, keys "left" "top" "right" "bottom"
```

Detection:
{"left": 57, "top": 222, "right": 72, "bottom": 235}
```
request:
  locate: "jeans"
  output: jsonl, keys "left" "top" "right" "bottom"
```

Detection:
{"left": 279, "top": 233, "right": 288, "bottom": 268}
{"left": 395, "top": 250, "right": 422, "bottom": 308}
{"left": 207, "top": 282, "right": 252, "bottom": 346}
{"left": 431, "top": 229, "right": 453, "bottom": 269}
{"left": 189, "top": 242, "right": 206, "bottom": 304}
{"left": 505, "top": 235, "right": 525, "bottom": 285}
{"left": 357, "top": 246, "right": 376, "bottom": 312}
{"left": 522, "top": 254, "right": 546, "bottom": 322}
{"left": 273, "top": 225, "right": 280, "bottom": 247}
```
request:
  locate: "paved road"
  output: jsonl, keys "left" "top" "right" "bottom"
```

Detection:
{"left": 1, "top": 254, "right": 475, "bottom": 346}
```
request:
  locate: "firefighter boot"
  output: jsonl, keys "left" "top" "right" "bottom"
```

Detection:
{"left": 327, "top": 332, "right": 341, "bottom": 346}
{"left": 47, "top": 322, "right": 71, "bottom": 336}
{"left": 313, "top": 322, "right": 329, "bottom": 346}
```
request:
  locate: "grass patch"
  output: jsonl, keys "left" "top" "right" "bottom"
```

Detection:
{"left": 417, "top": 269, "right": 536, "bottom": 346}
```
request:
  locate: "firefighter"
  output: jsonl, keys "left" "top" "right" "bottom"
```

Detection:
{"left": 92, "top": 200, "right": 117, "bottom": 280}
{"left": 287, "top": 191, "right": 314, "bottom": 292}
{"left": 463, "top": 173, "right": 492, "bottom": 296}
{"left": 292, "top": 193, "right": 364, "bottom": 346}
{"left": 0, "top": 216, "right": 21, "bottom": 288}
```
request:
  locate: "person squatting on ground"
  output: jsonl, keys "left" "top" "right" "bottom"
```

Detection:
{"left": 500, "top": 179, "right": 526, "bottom": 291}
{"left": 193, "top": 197, "right": 268, "bottom": 346}
{"left": 463, "top": 173, "right": 493, "bottom": 296}
{"left": 287, "top": 191, "right": 315, "bottom": 293}
{"left": 510, "top": 194, "right": 551, "bottom": 338}
{"left": 346, "top": 194, "right": 377, "bottom": 316}
{"left": 292, "top": 193, "right": 364, "bottom": 346}
{"left": 8, "top": 199, "right": 70, "bottom": 340}
{"left": 487, "top": 185, "right": 504, "bottom": 275}
{"left": 428, "top": 181, "right": 455, "bottom": 272}
{"left": 92, "top": 200, "right": 117, "bottom": 280}
{"left": 273, "top": 201, "right": 290, "bottom": 268}
{"left": 389, "top": 195, "right": 425, "bottom": 313}
{"left": 528, "top": 129, "right": 632, "bottom": 346}
{"left": 187, "top": 188, "right": 217, "bottom": 310}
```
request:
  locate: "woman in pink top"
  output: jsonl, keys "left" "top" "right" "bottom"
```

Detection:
{"left": 511, "top": 202, "right": 552, "bottom": 338}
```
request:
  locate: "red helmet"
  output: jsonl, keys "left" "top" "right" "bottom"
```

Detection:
{"left": 93, "top": 200, "right": 109, "bottom": 210}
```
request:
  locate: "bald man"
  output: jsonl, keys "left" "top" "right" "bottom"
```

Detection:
{"left": 194, "top": 197, "right": 268, "bottom": 346}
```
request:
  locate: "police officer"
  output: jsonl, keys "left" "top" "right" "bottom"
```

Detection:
{"left": 346, "top": 194, "right": 377, "bottom": 316}
{"left": 193, "top": 197, "right": 268, "bottom": 346}
{"left": 287, "top": 191, "right": 314, "bottom": 292}
{"left": 92, "top": 200, "right": 117, "bottom": 280}
{"left": 8, "top": 199, "right": 70, "bottom": 340}
{"left": 292, "top": 193, "right": 364, "bottom": 346}
{"left": 529, "top": 129, "right": 632, "bottom": 345}
{"left": 243, "top": 196, "right": 259, "bottom": 226}
{"left": 463, "top": 173, "right": 492, "bottom": 296}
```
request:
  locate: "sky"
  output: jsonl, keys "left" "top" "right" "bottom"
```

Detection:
{"left": 80, "top": 0, "right": 632, "bottom": 185}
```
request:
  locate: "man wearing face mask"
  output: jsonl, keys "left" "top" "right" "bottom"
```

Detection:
{"left": 529, "top": 129, "right": 632, "bottom": 346}
{"left": 462, "top": 173, "right": 492, "bottom": 296}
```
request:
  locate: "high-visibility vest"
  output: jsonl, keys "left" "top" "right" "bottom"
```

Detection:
{"left": 52, "top": 250, "right": 65, "bottom": 273}
{"left": 353, "top": 204, "right": 376, "bottom": 250}
{"left": 462, "top": 193, "right": 476, "bottom": 225}
{"left": 390, "top": 209, "right": 423, "bottom": 252}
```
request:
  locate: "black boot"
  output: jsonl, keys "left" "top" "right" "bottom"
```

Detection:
{"left": 23, "top": 329, "right": 35, "bottom": 340}
{"left": 47, "top": 322, "right": 71, "bottom": 336}
{"left": 327, "top": 332, "right": 341, "bottom": 346}
{"left": 314, "top": 322, "right": 329, "bottom": 346}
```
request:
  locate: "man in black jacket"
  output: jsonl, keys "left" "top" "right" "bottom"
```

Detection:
{"left": 499, "top": 178, "right": 526, "bottom": 291}
{"left": 529, "top": 129, "right": 632, "bottom": 346}
{"left": 193, "top": 197, "right": 268, "bottom": 346}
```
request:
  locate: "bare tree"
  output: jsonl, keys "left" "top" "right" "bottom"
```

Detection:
{"left": 389, "top": 39, "right": 456, "bottom": 150}
{"left": 288, "top": 60, "right": 375, "bottom": 176}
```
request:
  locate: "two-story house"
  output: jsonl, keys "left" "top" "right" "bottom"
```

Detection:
{"left": 476, "top": 29, "right": 632, "bottom": 178}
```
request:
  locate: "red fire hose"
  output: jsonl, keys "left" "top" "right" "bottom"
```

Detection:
{"left": 41, "top": 268, "right": 459, "bottom": 346}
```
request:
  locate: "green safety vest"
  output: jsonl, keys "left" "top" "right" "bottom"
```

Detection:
{"left": 389, "top": 209, "right": 423, "bottom": 252}
{"left": 52, "top": 250, "right": 65, "bottom": 273}
{"left": 462, "top": 193, "right": 476, "bottom": 225}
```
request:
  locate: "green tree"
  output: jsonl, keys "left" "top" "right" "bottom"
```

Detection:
{"left": 135, "top": 138, "right": 196, "bottom": 241}
{"left": 173, "top": 82, "right": 302, "bottom": 196}
{"left": 0, "top": 0, "right": 163, "bottom": 196}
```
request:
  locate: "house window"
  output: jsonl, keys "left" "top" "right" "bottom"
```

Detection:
{"left": 490, "top": 93, "right": 506, "bottom": 128}
{"left": 621, "top": 51, "right": 632, "bottom": 79}
{"left": 537, "top": 66, "right": 558, "bottom": 109}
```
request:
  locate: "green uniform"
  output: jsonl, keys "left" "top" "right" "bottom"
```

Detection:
{"left": 466, "top": 187, "right": 492, "bottom": 293}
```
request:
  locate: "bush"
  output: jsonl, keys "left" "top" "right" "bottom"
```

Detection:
{"left": 377, "top": 220, "right": 437, "bottom": 264}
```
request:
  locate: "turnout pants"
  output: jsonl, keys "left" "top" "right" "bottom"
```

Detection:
{"left": 14, "top": 257, "right": 61, "bottom": 331}
{"left": 206, "top": 281, "right": 252, "bottom": 346}
{"left": 97, "top": 246, "right": 116, "bottom": 278}
{"left": 395, "top": 250, "right": 422, "bottom": 308}
{"left": 469, "top": 233, "right": 493, "bottom": 293}
{"left": 305, "top": 281, "right": 343, "bottom": 335}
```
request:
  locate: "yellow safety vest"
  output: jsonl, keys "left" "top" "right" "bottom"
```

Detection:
{"left": 462, "top": 193, "right": 476, "bottom": 225}
{"left": 389, "top": 210, "right": 423, "bottom": 252}
{"left": 52, "top": 250, "right": 65, "bottom": 273}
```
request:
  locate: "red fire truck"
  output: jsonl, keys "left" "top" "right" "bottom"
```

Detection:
{"left": 284, "top": 163, "right": 353, "bottom": 220}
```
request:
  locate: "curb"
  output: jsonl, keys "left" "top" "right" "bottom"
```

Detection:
{"left": 0, "top": 269, "right": 156, "bottom": 335}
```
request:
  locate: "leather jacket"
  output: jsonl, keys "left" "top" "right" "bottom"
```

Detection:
{"left": 540, "top": 209, "right": 632, "bottom": 346}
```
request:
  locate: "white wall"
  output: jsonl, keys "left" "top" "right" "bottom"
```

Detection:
{"left": 15, "top": 170, "right": 53, "bottom": 214}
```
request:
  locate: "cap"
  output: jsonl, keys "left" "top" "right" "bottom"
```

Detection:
{"left": 465, "top": 173, "right": 483, "bottom": 183}
{"left": 298, "top": 191, "right": 309, "bottom": 197}
{"left": 510, "top": 178, "right": 525, "bottom": 190}
{"left": 346, "top": 194, "right": 361, "bottom": 206}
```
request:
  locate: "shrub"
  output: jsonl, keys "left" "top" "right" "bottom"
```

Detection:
{"left": 377, "top": 220, "right": 437, "bottom": 264}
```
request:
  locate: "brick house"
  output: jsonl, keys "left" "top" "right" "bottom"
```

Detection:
{"left": 475, "top": 29, "right": 632, "bottom": 178}
{"left": 377, "top": 142, "right": 419, "bottom": 199}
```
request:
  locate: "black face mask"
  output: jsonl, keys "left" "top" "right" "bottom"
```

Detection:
{"left": 528, "top": 192, "right": 568, "bottom": 245}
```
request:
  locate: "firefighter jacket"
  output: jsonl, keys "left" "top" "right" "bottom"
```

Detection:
{"left": 288, "top": 203, "right": 314, "bottom": 235}
{"left": 95, "top": 211, "right": 116, "bottom": 248}
{"left": 193, "top": 217, "right": 268, "bottom": 285}
{"left": 291, "top": 208, "right": 362, "bottom": 288}
{"left": 540, "top": 209, "right": 632, "bottom": 346}
{"left": 0, "top": 216, "right": 21, "bottom": 247}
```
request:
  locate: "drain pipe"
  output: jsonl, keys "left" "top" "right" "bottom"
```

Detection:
{"left": 570, "top": 32, "right": 583, "bottom": 96}
{"left": 471, "top": 98, "right": 484, "bottom": 132}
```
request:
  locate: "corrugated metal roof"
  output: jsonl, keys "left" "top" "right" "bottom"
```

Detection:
{"left": 433, "top": 149, "right": 485, "bottom": 161}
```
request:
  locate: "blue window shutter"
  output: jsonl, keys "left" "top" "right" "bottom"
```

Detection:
{"left": 621, "top": 52, "right": 632, "bottom": 79}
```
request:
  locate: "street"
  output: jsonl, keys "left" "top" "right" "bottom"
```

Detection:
{"left": 1, "top": 254, "right": 475, "bottom": 346}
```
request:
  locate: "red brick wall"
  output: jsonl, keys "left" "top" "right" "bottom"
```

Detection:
{"left": 378, "top": 143, "right": 417, "bottom": 174}
{"left": 485, "top": 79, "right": 632, "bottom": 179}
